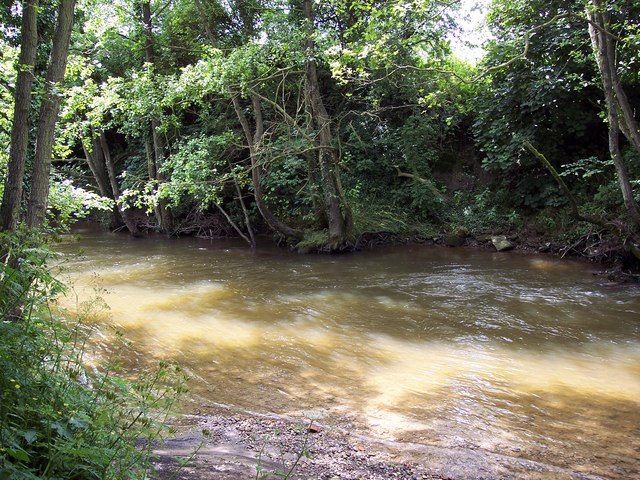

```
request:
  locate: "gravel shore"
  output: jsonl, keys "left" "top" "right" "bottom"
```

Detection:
{"left": 152, "top": 408, "right": 442, "bottom": 480}
{"left": 151, "top": 407, "right": 608, "bottom": 480}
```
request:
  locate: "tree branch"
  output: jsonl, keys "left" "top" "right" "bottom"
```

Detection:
{"left": 395, "top": 167, "right": 448, "bottom": 202}
{"left": 522, "top": 140, "right": 640, "bottom": 260}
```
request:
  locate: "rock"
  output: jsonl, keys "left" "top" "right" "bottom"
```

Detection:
{"left": 491, "top": 235, "right": 515, "bottom": 252}
{"left": 475, "top": 234, "right": 493, "bottom": 243}
{"left": 307, "top": 424, "right": 323, "bottom": 433}
{"left": 443, "top": 227, "right": 469, "bottom": 247}
{"left": 538, "top": 242, "right": 551, "bottom": 253}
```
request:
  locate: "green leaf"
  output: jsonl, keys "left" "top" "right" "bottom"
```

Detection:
{"left": 69, "top": 415, "right": 90, "bottom": 430}
{"left": 20, "top": 430, "right": 37, "bottom": 444}
{"left": 6, "top": 447, "right": 30, "bottom": 462}
{"left": 51, "top": 421, "right": 72, "bottom": 439}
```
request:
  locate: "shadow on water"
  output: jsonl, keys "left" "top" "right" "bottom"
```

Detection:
{"left": 55, "top": 229, "right": 640, "bottom": 479}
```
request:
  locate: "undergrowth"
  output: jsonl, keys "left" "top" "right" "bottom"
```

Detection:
{"left": 0, "top": 230, "right": 187, "bottom": 479}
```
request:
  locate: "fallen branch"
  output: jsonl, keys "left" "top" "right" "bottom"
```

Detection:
{"left": 395, "top": 167, "right": 448, "bottom": 203}
{"left": 523, "top": 141, "right": 640, "bottom": 261}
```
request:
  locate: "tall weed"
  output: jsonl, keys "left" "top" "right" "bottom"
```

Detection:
{"left": 0, "top": 231, "right": 187, "bottom": 479}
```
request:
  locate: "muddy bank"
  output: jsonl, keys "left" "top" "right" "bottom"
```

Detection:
{"left": 356, "top": 229, "right": 640, "bottom": 279}
{"left": 152, "top": 407, "right": 606, "bottom": 480}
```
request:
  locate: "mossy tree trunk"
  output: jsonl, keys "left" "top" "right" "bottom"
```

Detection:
{"left": 302, "top": 0, "right": 353, "bottom": 245}
{"left": 587, "top": 0, "right": 640, "bottom": 230}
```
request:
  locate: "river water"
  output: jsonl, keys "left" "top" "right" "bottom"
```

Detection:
{"left": 56, "top": 228, "right": 640, "bottom": 479}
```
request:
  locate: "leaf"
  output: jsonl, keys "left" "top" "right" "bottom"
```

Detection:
{"left": 20, "top": 430, "right": 37, "bottom": 444}
{"left": 6, "top": 447, "right": 30, "bottom": 462}
{"left": 69, "top": 415, "right": 90, "bottom": 430}
{"left": 51, "top": 421, "right": 72, "bottom": 439}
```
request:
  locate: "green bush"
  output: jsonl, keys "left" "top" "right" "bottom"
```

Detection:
{"left": 448, "top": 188, "right": 523, "bottom": 235}
{"left": 0, "top": 232, "right": 186, "bottom": 479}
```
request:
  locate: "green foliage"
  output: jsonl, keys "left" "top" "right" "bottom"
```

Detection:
{"left": 295, "top": 230, "right": 331, "bottom": 253}
{"left": 159, "top": 132, "right": 239, "bottom": 210}
{"left": 254, "top": 416, "right": 317, "bottom": 480}
{"left": 449, "top": 188, "right": 523, "bottom": 235}
{"left": 560, "top": 156, "right": 614, "bottom": 180}
{"left": 0, "top": 233, "right": 187, "bottom": 479}
{"left": 0, "top": 231, "right": 63, "bottom": 320}
{"left": 349, "top": 194, "right": 411, "bottom": 236}
{"left": 475, "top": 0, "right": 606, "bottom": 208}
{"left": 0, "top": 40, "right": 17, "bottom": 197}
{"left": 14, "top": 0, "right": 638, "bottom": 247}
{"left": 47, "top": 177, "right": 114, "bottom": 229}
{"left": 262, "top": 153, "right": 315, "bottom": 225}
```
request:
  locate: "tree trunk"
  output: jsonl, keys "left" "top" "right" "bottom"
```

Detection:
{"left": 82, "top": 138, "right": 121, "bottom": 228}
{"left": 25, "top": 0, "right": 76, "bottom": 228}
{"left": 587, "top": 1, "right": 640, "bottom": 230}
{"left": 99, "top": 133, "right": 140, "bottom": 235}
{"left": 231, "top": 92, "right": 303, "bottom": 241}
{"left": 0, "top": 0, "right": 38, "bottom": 231}
{"left": 141, "top": 0, "right": 174, "bottom": 233}
{"left": 83, "top": 135, "right": 111, "bottom": 199}
{"left": 229, "top": 161, "right": 256, "bottom": 247}
{"left": 194, "top": 0, "right": 217, "bottom": 46}
{"left": 151, "top": 122, "right": 174, "bottom": 232}
{"left": 303, "top": 0, "right": 352, "bottom": 243}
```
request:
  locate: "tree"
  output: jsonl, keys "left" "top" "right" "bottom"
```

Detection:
{"left": 475, "top": 0, "right": 603, "bottom": 209}
{"left": 141, "top": 0, "right": 174, "bottom": 233}
{"left": 481, "top": 0, "right": 640, "bottom": 257}
{"left": 0, "top": 0, "right": 38, "bottom": 231}
{"left": 25, "top": 0, "right": 77, "bottom": 228}
{"left": 587, "top": 0, "right": 640, "bottom": 230}
{"left": 1, "top": 0, "right": 80, "bottom": 232}
{"left": 302, "top": 0, "right": 353, "bottom": 243}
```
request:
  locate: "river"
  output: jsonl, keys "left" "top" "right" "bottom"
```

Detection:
{"left": 55, "top": 227, "right": 640, "bottom": 479}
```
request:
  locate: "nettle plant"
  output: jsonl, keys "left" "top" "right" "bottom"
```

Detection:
{"left": 0, "top": 233, "right": 188, "bottom": 479}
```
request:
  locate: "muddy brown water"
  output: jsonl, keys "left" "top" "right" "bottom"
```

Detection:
{"left": 56, "top": 227, "right": 640, "bottom": 479}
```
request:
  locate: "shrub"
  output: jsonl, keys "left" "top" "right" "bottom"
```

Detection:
{"left": 0, "top": 231, "right": 186, "bottom": 479}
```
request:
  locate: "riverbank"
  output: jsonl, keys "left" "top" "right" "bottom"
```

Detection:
{"left": 152, "top": 406, "right": 610, "bottom": 480}
{"left": 351, "top": 229, "right": 639, "bottom": 279}
{"left": 153, "top": 408, "right": 437, "bottom": 479}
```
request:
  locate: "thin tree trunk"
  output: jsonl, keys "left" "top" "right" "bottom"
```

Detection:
{"left": 151, "top": 123, "right": 174, "bottom": 232}
{"left": 0, "top": 0, "right": 38, "bottom": 231}
{"left": 524, "top": 140, "right": 640, "bottom": 260}
{"left": 99, "top": 133, "right": 140, "bottom": 235}
{"left": 142, "top": 0, "right": 173, "bottom": 233}
{"left": 304, "top": 150, "right": 326, "bottom": 226}
{"left": 303, "top": 0, "right": 352, "bottom": 242}
{"left": 229, "top": 161, "right": 256, "bottom": 247}
{"left": 83, "top": 135, "right": 111, "bottom": 198}
{"left": 588, "top": 2, "right": 640, "bottom": 229}
{"left": 143, "top": 137, "right": 156, "bottom": 180}
{"left": 26, "top": 0, "right": 76, "bottom": 228}
{"left": 82, "top": 139, "right": 121, "bottom": 228}
{"left": 214, "top": 203, "right": 252, "bottom": 245}
{"left": 194, "top": 0, "right": 217, "bottom": 46}
{"left": 231, "top": 92, "right": 303, "bottom": 240}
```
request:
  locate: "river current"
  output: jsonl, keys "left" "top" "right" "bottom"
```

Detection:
{"left": 56, "top": 227, "right": 640, "bottom": 479}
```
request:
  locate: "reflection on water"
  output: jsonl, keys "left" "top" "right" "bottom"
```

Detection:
{"left": 56, "top": 227, "right": 640, "bottom": 478}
